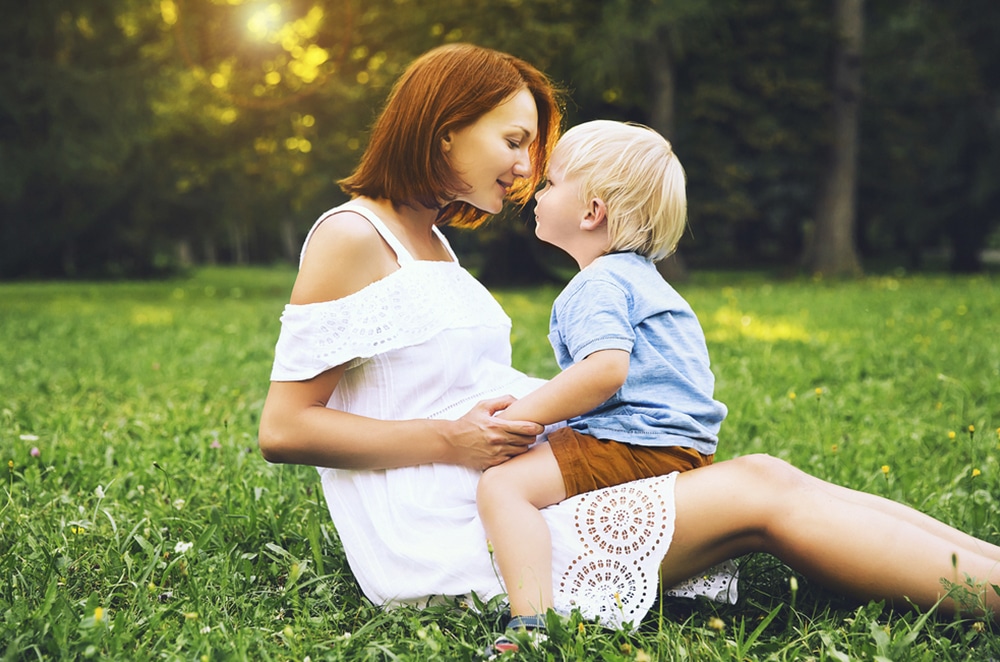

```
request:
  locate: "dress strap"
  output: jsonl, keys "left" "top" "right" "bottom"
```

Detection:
{"left": 337, "top": 201, "right": 415, "bottom": 265}
{"left": 432, "top": 225, "right": 459, "bottom": 262}
{"left": 299, "top": 201, "right": 458, "bottom": 267}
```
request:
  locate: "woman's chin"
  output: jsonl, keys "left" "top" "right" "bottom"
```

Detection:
{"left": 478, "top": 199, "right": 504, "bottom": 214}
{"left": 452, "top": 195, "right": 503, "bottom": 215}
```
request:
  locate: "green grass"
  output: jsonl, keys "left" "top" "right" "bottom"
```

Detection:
{"left": 2, "top": 267, "right": 999, "bottom": 660}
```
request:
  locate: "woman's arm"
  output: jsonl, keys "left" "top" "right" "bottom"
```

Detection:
{"left": 495, "top": 348, "right": 629, "bottom": 426}
{"left": 258, "top": 371, "right": 539, "bottom": 470}
{"left": 257, "top": 210, "right": 541, "bottom": 471}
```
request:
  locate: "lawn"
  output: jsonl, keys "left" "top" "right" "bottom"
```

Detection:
{"left": 1, "top": 267, "right": 998, "bottom": 660}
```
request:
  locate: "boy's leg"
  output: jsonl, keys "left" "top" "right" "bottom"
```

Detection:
{"left": 477, "top": 443, "right": 567, "bottom": 617}
{"left": 550, "top": 428, "right": 708, "bottom": 497}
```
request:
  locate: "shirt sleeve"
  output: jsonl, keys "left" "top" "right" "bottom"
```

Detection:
{"left": 553, "top": 277, "right": 635, "bottom": 363}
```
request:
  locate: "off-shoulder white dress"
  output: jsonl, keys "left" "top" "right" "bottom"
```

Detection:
{"left": 269, "top": 202, "right": 737, "bottom": 628}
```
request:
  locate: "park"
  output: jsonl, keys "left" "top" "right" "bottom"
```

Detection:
{"left": 2, "top": 1, "right": 999, "bottom": 659}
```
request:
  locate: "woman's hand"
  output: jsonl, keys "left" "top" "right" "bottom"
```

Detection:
{"left": 445, "top": 395, "right": 543, "bottom": 470}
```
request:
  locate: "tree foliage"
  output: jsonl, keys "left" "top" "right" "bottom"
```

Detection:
{"left": 1, "top": 0, "right": 997, "bottom": 279}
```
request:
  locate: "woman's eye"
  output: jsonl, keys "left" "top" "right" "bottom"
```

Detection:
{"left": 507, "top": 139, "right": 521, "bottom": 149}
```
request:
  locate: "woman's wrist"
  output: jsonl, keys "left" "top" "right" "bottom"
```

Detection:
{"left": 425, "top": 418, "right": 462, "bottom": 465}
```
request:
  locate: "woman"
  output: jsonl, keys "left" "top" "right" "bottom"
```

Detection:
{"left": 259, "top": 43, "right": 1000, "bottom": 629}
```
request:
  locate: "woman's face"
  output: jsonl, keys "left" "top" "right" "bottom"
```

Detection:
{"left": 442, "top": 88, "right": 538, "bottom": 214}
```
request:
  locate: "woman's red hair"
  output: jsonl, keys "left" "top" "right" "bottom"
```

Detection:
{"left": 339, "top": 43, "right": 562, "bottom": 228}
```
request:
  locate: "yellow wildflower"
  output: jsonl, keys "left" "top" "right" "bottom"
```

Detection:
{"left": 788, "top": 391, "right": 797, "bottom": 400}
{"left": 707, "top": 616, "right": 726, "bottom": 631}
{"left": 968, "top": 424, "right": 975, "bottom": 433}
{"left": 815, "top": 387, "right": 823, "bottom": 396}
{"left": 972, "top": 468, "right": 981, "bottom": 478}
{"left": 881, "top": 465, "right": 890, "bottom": 475}
{"left": 948, "top": 431, "right": 956, "bottom": 440}
{"left": 94, "top": 606, "right": 104, "bottom": 621}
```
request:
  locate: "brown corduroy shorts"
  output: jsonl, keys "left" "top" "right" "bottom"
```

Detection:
{"left": 547, "top": 425, "right": 714, "bottom": 499}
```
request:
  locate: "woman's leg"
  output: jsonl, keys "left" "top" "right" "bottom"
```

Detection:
{"left": 477, "top": 443, "right": 567, "bottom": 617}
{"left": 660, "top": 454, "right": 1000, "bottom": 617}
{"left": 814, "top": 478, "right": 1000, "bottom": 559}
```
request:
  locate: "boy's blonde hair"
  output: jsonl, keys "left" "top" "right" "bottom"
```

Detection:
{"left": 553, "top": 120, "right": 686, "bottom": 261}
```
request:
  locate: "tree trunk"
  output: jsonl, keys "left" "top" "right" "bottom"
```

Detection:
{"left": 947, "top": 216, "right": 986, "bottom": 272}
{"left": 230, "top": 223, "right": 248, "bottom": 265}
{"left": 805, "top": 0, "right": 864, "bottom": 277}
{"left": 649, "top": 25, "right": 689, "bottom": 284}
{"left": 177, "top": 239, "right": 194, "bottom": 267}
{"left": 281, "top": 218, "right": 299, "bottom": 263}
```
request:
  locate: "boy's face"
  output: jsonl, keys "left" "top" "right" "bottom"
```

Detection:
{"left": 532, "top": 155, "right": 591, "bottom": 255}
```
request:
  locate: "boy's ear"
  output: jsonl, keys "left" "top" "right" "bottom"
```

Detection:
{"left": 581, "top": 198, "right": 608, "bottom": 231}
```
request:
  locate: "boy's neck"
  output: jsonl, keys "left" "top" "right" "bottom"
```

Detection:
{"left": 568, "top": 238, "right": 611, "bottom": 270}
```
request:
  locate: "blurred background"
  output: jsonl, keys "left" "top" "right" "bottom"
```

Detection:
{"left": 2, "top": 0, "right": 998, "bottom": 284}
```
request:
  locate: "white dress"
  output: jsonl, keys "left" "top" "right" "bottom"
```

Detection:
{"left": 270, "top": 202, "right": 737, "bottom": 629}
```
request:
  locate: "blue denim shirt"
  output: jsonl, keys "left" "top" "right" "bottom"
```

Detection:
{"left": 549, "top": 252, "right": 726, "bottom": 454}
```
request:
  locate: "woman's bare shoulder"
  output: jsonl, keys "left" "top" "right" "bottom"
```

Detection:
{"left": 290, "top": 210, "right": 397, "bottom": 305}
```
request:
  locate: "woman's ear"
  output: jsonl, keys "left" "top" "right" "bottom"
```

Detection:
{"left": 440, "top": 132, "right": 453, "bottom": 153}
{"left": 581, "top": 197, "right": 608, "bottom": 231}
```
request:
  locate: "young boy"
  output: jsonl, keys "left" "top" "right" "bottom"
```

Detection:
{"left": 476, "top": 120, "right": 727, "bottom": 652}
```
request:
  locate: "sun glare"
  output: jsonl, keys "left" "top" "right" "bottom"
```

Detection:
{"left": 247, "top": 4, "right": 282, "bottom": 40}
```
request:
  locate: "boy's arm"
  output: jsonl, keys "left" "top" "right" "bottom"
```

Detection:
{"left": 496, "top": 349, "right": 630, "bottom": 426}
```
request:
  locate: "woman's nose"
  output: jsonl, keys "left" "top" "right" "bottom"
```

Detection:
{"left": 513, "top": 150, "right": 531, "bottom": 178}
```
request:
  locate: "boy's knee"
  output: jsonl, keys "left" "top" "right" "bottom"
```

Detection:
{"left": 476, "top": 464, "right": 510, "bottom": 507}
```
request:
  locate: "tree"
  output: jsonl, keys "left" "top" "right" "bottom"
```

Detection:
{"left": 804, "top": 0, "right": 864, "bottom": 277}
{"left": 655, "top": 0, "right": 832, "bottom": 269}
{"left": 648, "top": 24, "right": 688, "bottom": 283}
{"left": 554, "top": 0, "right": 740, "bottom": 281}
{"left": 3, "top": 0, "right": 998, "bottom": 279}
{"left": 0, "top": 0, "right": 171, "bottom": 277}
{"left": 860, "top": 0, "right": 1000, "bottom": 272}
